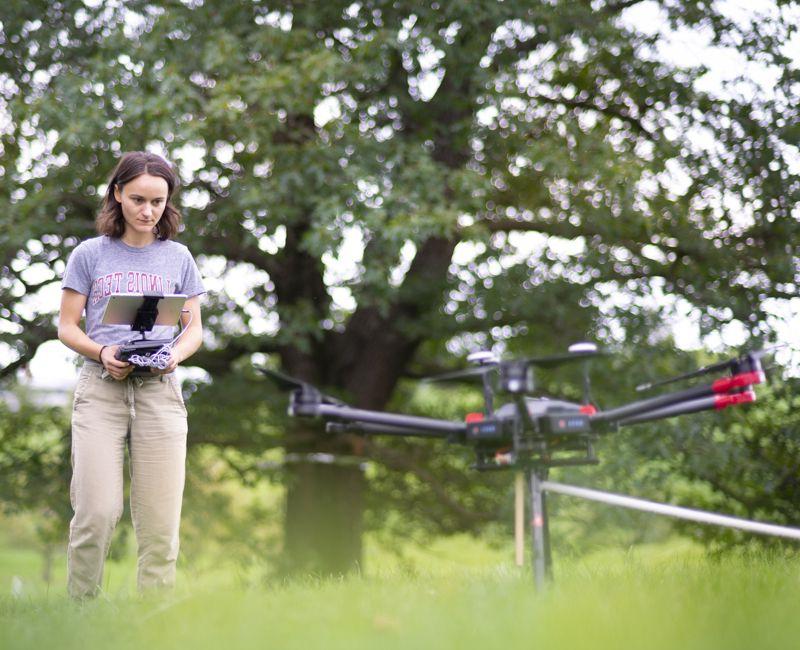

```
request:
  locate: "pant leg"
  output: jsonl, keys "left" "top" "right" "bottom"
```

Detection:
{"left": 67, "top": 364, "right": 129, "bottom": 599}
{"left": 128, "top": 373, "right": 188, "bottom": 592}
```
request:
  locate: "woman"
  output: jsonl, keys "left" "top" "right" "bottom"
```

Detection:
{"left": 58, "top": 151, "right": 205, "bottom": 599}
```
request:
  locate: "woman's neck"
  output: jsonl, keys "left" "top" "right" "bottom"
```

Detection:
{"left": 121, "top": 230, "right": 157, "bottom": 248}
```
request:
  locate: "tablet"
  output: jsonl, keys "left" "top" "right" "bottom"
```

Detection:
{"left": 101, "top": 293, "right": 187, "bottom": 330}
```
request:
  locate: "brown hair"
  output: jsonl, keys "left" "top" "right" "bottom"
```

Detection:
{"left": 96, "top": 151, "right": 182, "bottom": 240}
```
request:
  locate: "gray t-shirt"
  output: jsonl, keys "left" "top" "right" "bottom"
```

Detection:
{"left": 62, "top": 236, "right": 205, "bottom": 353}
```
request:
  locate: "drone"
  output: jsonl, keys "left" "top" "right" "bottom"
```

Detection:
{"left": 269, "top": 343, "right": 765, "bottom": 471}
{"left": 260, "top": 343, "right": 774, "bottom": 588}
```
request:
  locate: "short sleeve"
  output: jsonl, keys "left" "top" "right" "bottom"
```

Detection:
{"left": 179, "top": 249, "right": 205, "bottom": 298}
{"left": 61, "top": 242, "right": 93, "bottom": 296}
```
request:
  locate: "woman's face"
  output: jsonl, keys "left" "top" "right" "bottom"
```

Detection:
{"left": 113, "top": 173, "right": 169, "bottom": 238}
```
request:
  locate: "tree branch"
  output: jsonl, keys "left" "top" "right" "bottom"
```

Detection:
{"left": 0, "top": 351, "right": 36, "bottom": 382}
{"left": 526, "top": 92, "right": 654, "bottom": 139}
{"left": 188, "top": 335, "right": 281, "bottom": 375}
{"left": 0, "top": 318, "right": 57, "bottom": 381}
{"left": 603, "top": 0, "right": 649, "bottom": 14}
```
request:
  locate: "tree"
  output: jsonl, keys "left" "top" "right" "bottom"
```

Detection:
{"left": 1, "top": 0, "right": 798, "bottom": 573}
{"left": 0, "top": 395, "right": 72, "bottom": 581}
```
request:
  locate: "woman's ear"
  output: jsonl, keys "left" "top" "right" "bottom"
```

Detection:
{"left": 113, "top": 184, "right": 122, "bottom": 203}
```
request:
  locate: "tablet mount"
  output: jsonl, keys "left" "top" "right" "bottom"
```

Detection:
{"left": 129, "top": 294, "right": 162, "bottom": 333}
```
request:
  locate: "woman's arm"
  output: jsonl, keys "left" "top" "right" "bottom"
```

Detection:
{"left": 58, "top": 288, "right": 132, "bottom": 380}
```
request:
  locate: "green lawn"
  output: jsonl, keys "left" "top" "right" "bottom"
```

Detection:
{"left": 2, "top": 537, "right": 800, "bottom": 649}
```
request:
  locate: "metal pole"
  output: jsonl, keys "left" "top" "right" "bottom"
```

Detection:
{"left": 543, "top": 484, "right": 552, "bottom": 576}
{"left": 542, "top": 481, "right": 800, "bottom": 541}
{"left": 515, "top": 472, "right": 525, "bottom": 566}
{"left": 528, "top": 468, "right": 550, "bottom": 589}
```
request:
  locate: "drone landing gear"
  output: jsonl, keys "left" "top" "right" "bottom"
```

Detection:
{"left": 528, "top": 467, "right": 553, "bottom": 590}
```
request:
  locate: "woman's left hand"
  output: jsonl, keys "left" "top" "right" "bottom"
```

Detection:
{"left": 150, "top": 350, "right": 180, "bottom": 375}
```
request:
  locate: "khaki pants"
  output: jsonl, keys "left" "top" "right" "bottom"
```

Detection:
{"left": 67, "top": 363, "right": 188, "bottom": 599}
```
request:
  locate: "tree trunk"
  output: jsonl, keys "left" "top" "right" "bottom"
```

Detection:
{"left": 282, "top": 459, "right": 365, "bottom": 576}
{"left": 276, "top": 237, "right": 456, "bottom": 576}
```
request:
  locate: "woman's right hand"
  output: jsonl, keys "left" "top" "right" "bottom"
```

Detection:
{"left": 100, "top": 345, "right": 133, "bottom": 381}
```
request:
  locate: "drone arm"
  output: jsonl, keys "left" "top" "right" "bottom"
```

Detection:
{"left": 592, "top": 364, "right": 764, "bottom": 426}
{"left": 290, "top": 392, "right": 465, "bottom": 439}
{"left": 612, "top": 390, "right": 756, "bottom": 427}
{"left": 325, "top": 421, "right": 454, "bottom": 438}
{"left": 591, "top": 383, "right": 715, "bottom": 423}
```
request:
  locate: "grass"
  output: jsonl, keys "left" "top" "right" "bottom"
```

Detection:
{"left": 2, "top": 537, "right": 800, "bottom": 649}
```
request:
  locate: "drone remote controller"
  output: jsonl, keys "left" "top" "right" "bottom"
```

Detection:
{"left": 115, "top": 338, "right": 174, "bottom": 369}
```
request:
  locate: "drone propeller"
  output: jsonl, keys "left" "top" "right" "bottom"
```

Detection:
{"left": 520, "top": 346, "right": 607, "bottom": 370}
{"left": 635, "top": 345, "right": 783, "bottom": 392}
{"left": 423, "top": 343, "right": 607, "bottom": 384}
{"left": 423, "top": 365, "right": 498, "bottom": 383}
{"left": 256, "top": 367, "right": 345, "bottom": 406}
